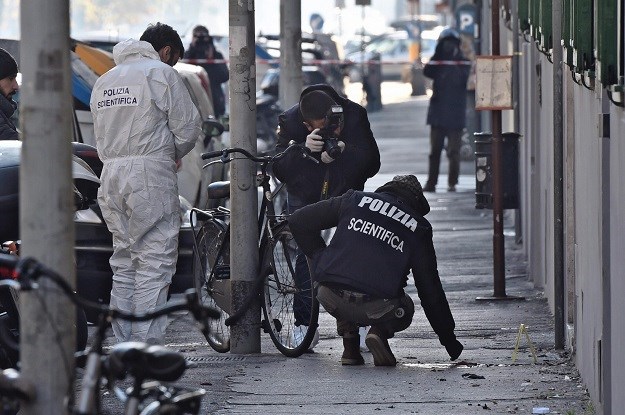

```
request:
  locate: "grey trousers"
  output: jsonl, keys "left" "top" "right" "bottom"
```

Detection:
{"left": 316, "top": 284, "right": 415, "bottom": 339}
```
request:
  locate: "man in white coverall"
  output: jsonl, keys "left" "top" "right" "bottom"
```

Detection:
{"left": 90, "top": 22, "right": 202, "bottom": 343}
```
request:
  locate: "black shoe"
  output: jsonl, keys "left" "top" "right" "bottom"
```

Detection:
{"left": 341, "top": 336, "right": 365, "bottom": 366}
{"left": 447, "top": 185, "right": 456, "bottom": 192}
{"left": 365, "top": 328, "right": 396, "bottom": 366}
{"left": 423, "top": 183, "right": 436, "bottom": 192}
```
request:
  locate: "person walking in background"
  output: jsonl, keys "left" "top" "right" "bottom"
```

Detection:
{"left": 0, "top": 48, "right": 19, "bottom": 141}
{"left": 273, "top": 84, "right": 381, "bottom": 350}
{"left": 288, "top": 175, "right": 463, "bottom": 366}
{"left": 422, "top": 28, "right": 470, "bottom": 193}
{"left": 90, "top": 22, "right": 202, "bottom": 344}
{"left": 185, "top": 25, "right": 229, "bottom": 119}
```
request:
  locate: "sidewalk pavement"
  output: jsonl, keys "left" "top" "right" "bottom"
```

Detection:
{"left": 99, "top": 86, "right": 592, "bottom": 414}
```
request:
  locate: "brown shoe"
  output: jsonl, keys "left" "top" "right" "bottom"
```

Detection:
{"left": 341, "top": 336, "right": 365, "bottom": 366}
{"left": 365, "top": 329, "right": 397, "bottom": 366}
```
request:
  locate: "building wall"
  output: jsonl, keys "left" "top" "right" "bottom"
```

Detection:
{"left": 518, "top": 42, "right": 543, "bottom": 289}
{"left": 516, "top": 41, "right": 625, "bottom": 415}
{"left": 570, "top": 83, "right": 604, "bottom": 405}
{"left": 609, "top": 105, "right": 625, "bottom": 412}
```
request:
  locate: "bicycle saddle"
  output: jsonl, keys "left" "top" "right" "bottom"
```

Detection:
{"left": 107, "top": 342, "right": 186, "bottom": 382}
{"left": 207, "top": 181, "right": 230, "bottom": 199}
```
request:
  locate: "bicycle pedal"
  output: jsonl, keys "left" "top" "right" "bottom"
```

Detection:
{"left": 261, "top": 319, "right": 271, "bottom": 333}
{"left": 261, "top": 318, "right": 282, "bottom": 333}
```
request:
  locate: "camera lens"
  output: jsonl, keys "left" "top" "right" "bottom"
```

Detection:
{"left": 323, "top": 139, "right": 342, "bottom": 159}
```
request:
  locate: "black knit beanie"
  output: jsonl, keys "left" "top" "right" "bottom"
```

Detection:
{"left": 0, "top": 48, "right": 18, "bottom": 80}
{"left": 375, "top": 174, "right": 431, "bottom": 216}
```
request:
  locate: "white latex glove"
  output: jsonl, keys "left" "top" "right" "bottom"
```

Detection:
{"left": 305, "top": 128, "right": 324, "bottom": 153}
{"left": 320, "top": 141, "right": 345, "bottom": 164}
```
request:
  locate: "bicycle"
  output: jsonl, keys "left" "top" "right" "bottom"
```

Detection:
{"left": 0, "top": 253, "right": 219, "bottom": 414}
{"left": 191, "top": 143, "right": 321, "bottom": 357}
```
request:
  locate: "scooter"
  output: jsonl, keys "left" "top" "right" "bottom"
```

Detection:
{"left": 0, "top": 141, "right": 94, "bottom": 368}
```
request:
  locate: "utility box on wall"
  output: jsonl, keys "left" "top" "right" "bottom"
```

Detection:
{"left": 474, "top": 132, "right": 520, "bottom": 210}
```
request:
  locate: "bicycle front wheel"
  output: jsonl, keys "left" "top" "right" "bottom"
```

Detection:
{"left": 262, "top": 224, "right": 319, "bottom": 357}
{"left": 193, "top": 219, "right": 231, "bottom": 353}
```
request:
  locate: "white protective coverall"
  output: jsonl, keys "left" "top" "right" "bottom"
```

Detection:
{"left": 90, "top": 39, "right": 202, "bottom": 342}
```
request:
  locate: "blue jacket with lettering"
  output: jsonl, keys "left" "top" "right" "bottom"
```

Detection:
{"left": 289, "top": 189, "right": 457, "bottom": 343}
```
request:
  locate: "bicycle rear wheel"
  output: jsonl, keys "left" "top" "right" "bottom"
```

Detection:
{"left": 261, "top": 224, "right": 319, "bottom": 357}
{"left": 193, "top": 219, "right": 231, "bottom": 353}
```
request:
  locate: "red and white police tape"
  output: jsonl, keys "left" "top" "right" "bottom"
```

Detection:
{"left": 180, "top": 58, "right": 472, "bottom": 66}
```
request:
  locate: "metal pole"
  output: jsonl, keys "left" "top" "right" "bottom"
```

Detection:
{"left": 552, "top": 0, "right": 565, "bottom": 350}
{"left": 279, "top": 0, "right": 303, "bottom": 110}
{"left": 476, "top": 0, "right": 523, "bottom": 302}
{"left": 229, "top": 0, "right": 261, "bottom": 354}
{"left": 490, "top": 0, "right": 506, "bottom": 297}
{"left": 20, "top": 1, "right": 75, "bottom": 413}
{"left": 511, "top": 0, "right": 523, "bottom": 245}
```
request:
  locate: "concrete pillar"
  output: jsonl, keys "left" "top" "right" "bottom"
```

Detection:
{"left": 228, "top": 0, "right": 261, "bottom": 354}
{"left": 279, "top": 0, "right": 302, "bottom": 110}
{"left": 19, "top": 0, "right": 75, "bottom": 413}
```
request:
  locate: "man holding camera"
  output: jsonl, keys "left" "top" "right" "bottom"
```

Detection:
{"left": 273, "top": 84, "right": 381, "bottom": 349}
{"left": 184, "top": 25, "right": 229, "bottom": 118}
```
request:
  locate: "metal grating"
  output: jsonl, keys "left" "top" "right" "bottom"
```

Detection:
{"left": 185, "top": 356, "right": 247, "bottom": 363}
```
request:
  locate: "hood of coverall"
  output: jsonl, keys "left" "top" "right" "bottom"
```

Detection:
{"left": 113, "top": 39, "right": 160, "bottom": 66}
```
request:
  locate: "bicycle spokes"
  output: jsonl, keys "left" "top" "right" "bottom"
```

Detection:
{"left": 262, "top": 227, "right": 319, "bottom": 357}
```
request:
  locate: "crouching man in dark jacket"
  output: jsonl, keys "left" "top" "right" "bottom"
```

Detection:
{"left": 288, "top": 175, "right": 463, "bottom": 366}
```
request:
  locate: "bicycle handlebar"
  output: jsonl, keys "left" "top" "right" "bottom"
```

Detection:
{"left": 201, "top": 142, "right": 319, "bottom": 164}
{"left": 0, "top": 253, "right": 220, "bottom": 325}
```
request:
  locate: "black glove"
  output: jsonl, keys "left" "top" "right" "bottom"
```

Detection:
{"left": 444, "top": 339, "right": 463, "bottom": 361}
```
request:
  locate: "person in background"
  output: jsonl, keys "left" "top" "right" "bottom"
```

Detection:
{"left": 90, "top": 22, "right": 202, "bottom": 344}
{"left": 184, "top": 25, "right": 229, "bottom": 119}
{"left": 0, "top": 48, "right": 19, "bottom": 141}
{"left": 273, "top": 84, "right": 381, "bottom": 350}
{"left": 422, "top": 28, "right": 470, "bottom": 193}
{"left": 288, "top": 175, "right": 463, "bottom": 366}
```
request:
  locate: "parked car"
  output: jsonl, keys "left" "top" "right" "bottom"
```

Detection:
{"left": 346, "top": 30, "right": 412, "bottom": 82}
{"left": 346, "top": 28, "right": 441, "bottom": 85}
{"left": 389, "top": 15, "right": 442, "bottom": 33}
{"left": 0, "top": 124, "right": 219, "bottom": 324}
{"left": 257, "top": 32, "right": 348, "bottom": 96}
{"left": 72, "top": 121, "right": 224, "bottom": 323}
{"left": 0, "top": 140, "right": 183, "bottom": 324}
{"left": 2, "top": 36, "right": 228, "bottom": 322}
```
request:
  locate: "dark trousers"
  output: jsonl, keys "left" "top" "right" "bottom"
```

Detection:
{"left": 287, "top": 193, "right": 313, "bottom": 327}
{"left": 316, "top": 284, "right": 415, "bottom": 339}
{"left": 426, "top": 126, "right": 463, "bottom": 187}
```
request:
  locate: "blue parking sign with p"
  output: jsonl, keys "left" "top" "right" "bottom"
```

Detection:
{"left": 455, "top": 4, "right": 477, "bottom": 37}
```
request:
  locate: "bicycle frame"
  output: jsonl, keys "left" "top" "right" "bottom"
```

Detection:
{"left": 0, "top": 253, "right": 216, "bottom": 415}
{"left": 193, "top": 145, "right": 320, "bottom": 356}
{"left": 195, "top": 146, "right": 308, "bottom": 326}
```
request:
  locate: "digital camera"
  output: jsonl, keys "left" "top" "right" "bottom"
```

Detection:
{"left": 317, "top": 105, "right": 344, "bottom": 159}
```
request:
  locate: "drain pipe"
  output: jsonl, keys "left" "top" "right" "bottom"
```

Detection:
{"left": 552, "top": 0, "right": 565, "bottom": 350}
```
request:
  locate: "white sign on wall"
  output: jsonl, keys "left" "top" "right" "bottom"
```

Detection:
{"left": 475, "top": 56, "right": 513, "bottom": 110}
